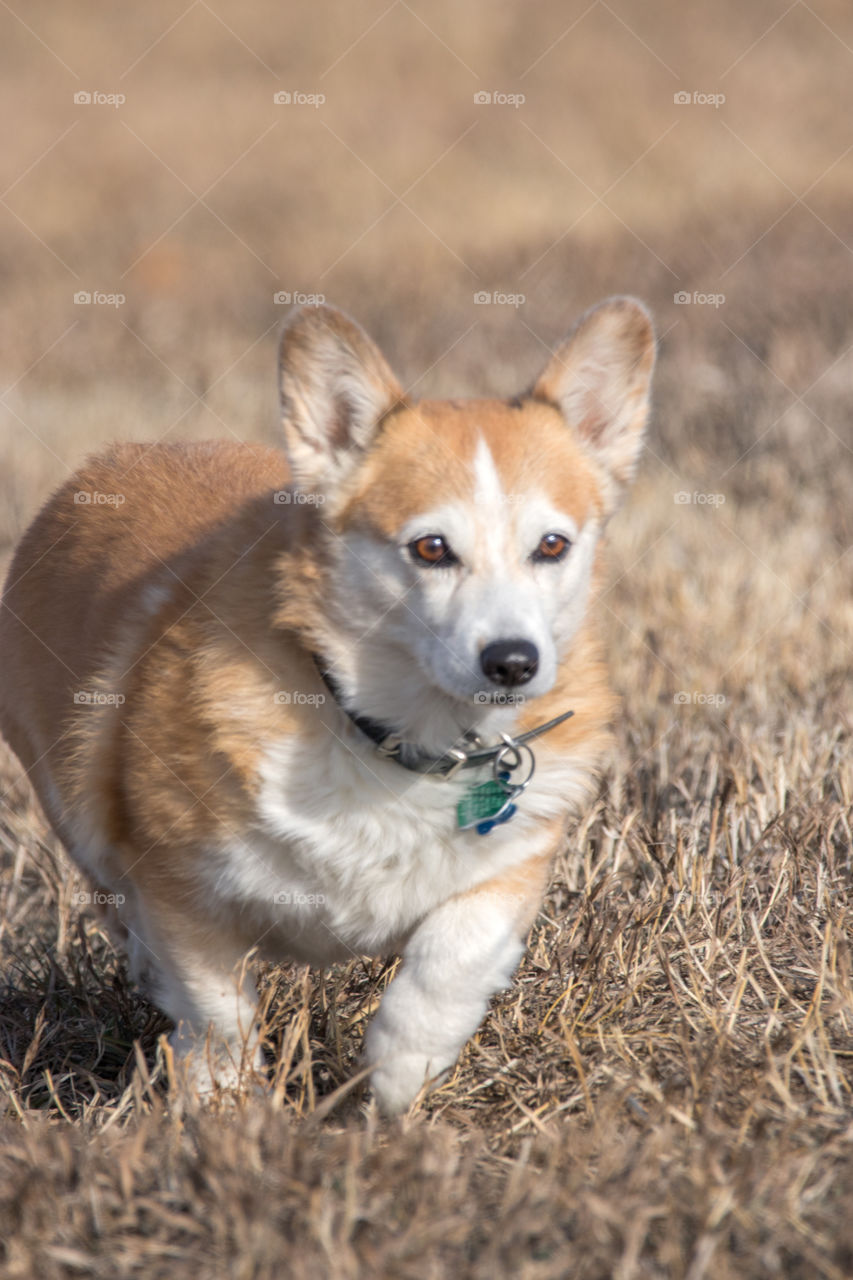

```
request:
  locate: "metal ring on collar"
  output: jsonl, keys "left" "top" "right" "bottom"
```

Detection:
{"left": 493, "top": 735, "right": 536, "bottom": 792}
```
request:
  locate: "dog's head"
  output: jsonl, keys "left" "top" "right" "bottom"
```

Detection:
{"left": 277, "top": 300, "right": 655, "bottom": 718}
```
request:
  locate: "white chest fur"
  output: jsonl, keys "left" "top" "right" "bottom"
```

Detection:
{"left": 201, "top": 723, "right": 594, "bottom": 966}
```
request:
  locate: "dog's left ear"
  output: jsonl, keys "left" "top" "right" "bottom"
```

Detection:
{"left": 531, "top": 296, "right": 655, "bottom": 511}
{"left": 278, "top": 305, "right": 404, "bottom": 489}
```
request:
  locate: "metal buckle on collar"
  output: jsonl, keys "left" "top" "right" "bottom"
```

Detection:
{"left": 435, "top": 730, "right": 485, "bottom": 780}
{"left": 439, "top": 746, "right": 470, "bottom": 780}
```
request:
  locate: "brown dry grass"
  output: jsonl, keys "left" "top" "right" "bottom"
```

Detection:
{"left": 1, "top": 1, "right": 853, "bottom": 1276}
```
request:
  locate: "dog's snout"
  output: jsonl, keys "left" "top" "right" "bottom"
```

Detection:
{"left": 480, "top": 639, "right": 539, "bottom": 687}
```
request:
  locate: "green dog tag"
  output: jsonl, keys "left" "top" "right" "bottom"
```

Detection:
{"left": 457, "top": 774, "right": 518, "bottom": 834}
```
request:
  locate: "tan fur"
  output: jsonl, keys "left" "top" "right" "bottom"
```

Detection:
{"left": 340, "top": 398, "right": 604, "bottom": 535}
{"left": 464, "top": 821, "right": 566, "bottom": 935}
{"left": 0, "top": 443, "right": 292, "bottom": 845}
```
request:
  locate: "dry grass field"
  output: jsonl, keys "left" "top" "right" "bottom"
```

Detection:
{"left": 1, "top": 1, "right": 852, "bottom": 1275}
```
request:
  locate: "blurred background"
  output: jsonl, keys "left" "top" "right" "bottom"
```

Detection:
{"left": 1, "top": 11, "right": 853, "bottom": 1261}
{"left": 0, "top": 0, "right": 851, "bottom": 740}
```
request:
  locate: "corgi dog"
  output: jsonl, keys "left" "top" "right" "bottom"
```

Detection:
{"left": 0, "top": 298, "right": 655, "bottom": 1113}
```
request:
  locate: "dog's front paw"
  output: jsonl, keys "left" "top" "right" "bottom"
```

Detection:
{"left": 369, "top": 1051, "right": 448, "bottom": 1115}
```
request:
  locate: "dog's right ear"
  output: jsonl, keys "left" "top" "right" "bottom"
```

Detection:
{"left": 278, "top": 305, "right": 404, "bottom": 490}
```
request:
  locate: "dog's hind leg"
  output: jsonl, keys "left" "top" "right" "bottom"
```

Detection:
{"left": 132, "top": 908, "right": 264, "bottom": 1093}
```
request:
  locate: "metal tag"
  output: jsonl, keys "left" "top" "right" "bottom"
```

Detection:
{"left": 456, "top": 773, "right": 519, "bottom": 833}
{"left": 456, "top": 737, "right": 536, "bottom": 836}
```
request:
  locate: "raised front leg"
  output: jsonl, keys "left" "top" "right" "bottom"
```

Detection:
{"left": 364, "top": 849, "right": 553, "bottom": 1114}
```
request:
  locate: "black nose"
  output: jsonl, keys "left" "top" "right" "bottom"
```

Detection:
{"left": 480, "top": 639, "right": 539, "bottom": 687}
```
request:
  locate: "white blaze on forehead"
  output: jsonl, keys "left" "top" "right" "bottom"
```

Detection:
{"left": 470, "top": 436, "right": 580, "bottom": 562}
{"left": 396, "top": 433, "right": 582, "bottom": 573}
{"left": 471, "top": 435, "right": 515, "bottom": 570}
{"left": 472, "top": 435, "right": 507, "bottom": 515}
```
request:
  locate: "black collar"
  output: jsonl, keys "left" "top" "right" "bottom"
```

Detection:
{"left": 314, "top": 656, "right": 574, "bottom": 779}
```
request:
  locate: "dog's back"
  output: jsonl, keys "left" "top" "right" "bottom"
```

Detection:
{"left": 0, "top": 441, "right": 288, "bottom": 831}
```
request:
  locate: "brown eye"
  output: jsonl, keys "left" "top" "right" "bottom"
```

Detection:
{"left": 533, "top": 532, "right": 571, "bottom": 563}
{"left": 409, "top": 535, "right": 458, "bottom": 567}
